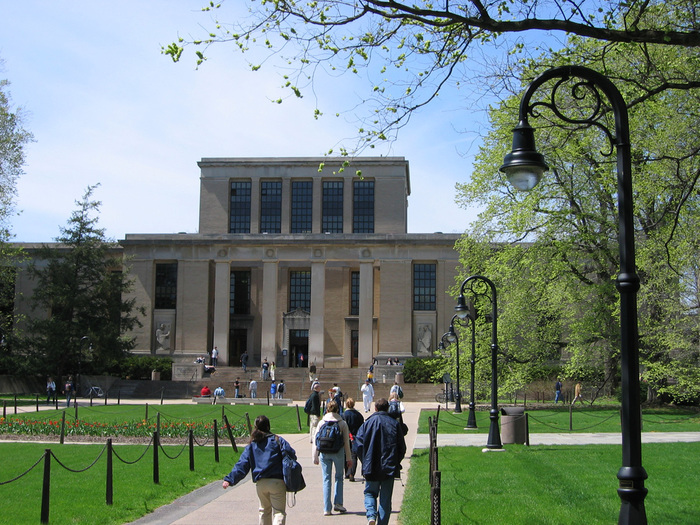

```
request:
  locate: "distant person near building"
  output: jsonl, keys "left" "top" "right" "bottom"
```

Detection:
{"left": 361, "top": 379, "right": 375, "bottom": 413}
{"left": 555, "top": 379, "right": 563, "bottom": 403}
{"left": 572, "top": 382, "right": 584, "bottom": 406}
{"left": 211, "top": 346, "right": 218, "bottom": 366}
{"left": 249, "top": 379, "right": 258, "bottom": 399}
{"left": 240, "top": 350, "right": 249, "bottom": 372}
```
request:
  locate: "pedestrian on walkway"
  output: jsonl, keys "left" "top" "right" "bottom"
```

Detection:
{"left": 276, "top": 379, "right": 285, "bottom": 399}
{"left": 262, "top": 358, "right": 270, "bottom": 381}
{"left": 572, "top": 382, "right": 584, "bottom": 405}
{"left": 249, "top": 379, "right": 258, "bottom": 398}
{"left": 46, "top": 377, "right": 56, "bottom": 405}
{"left": 223, "top": 415, "right": 297, "bottom": 525}
{"left": 241, "top": 350, "right": 249, "bottom": 372}
{"left": 554, "top": 378, "right": 563, "bottom": 403}
{"left": 361, "top": 378, "right": 375, "bottom": 413}
{"left": 305, "top": 381, "right": 322, "bottom": 443}
{"left": 63, "top": 376, "right": 75, "bottom": 407}
{"left": 313, "top": 400, "right": 352, "bottom": 516}
{"left": 211, "top": 346, "right": 218, "bottom": 366}
{"left": 234, "top": 377, "right": 241, "bottom": 398}
{"left": 355, "top": 398, "right": 407, "bottom": 525}
{"left": 342, "top": 397, "right": 364, "bottom": 482}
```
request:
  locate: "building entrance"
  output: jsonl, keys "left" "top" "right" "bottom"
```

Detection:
{"left": 229, "top": 328, "right": 247, "bottom": 367}
{"left": 289, "top": 329, "right": 308, "bottom": 368}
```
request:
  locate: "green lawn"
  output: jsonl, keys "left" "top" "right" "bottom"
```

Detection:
{"left": 419, "top": 407, "right": 700, "bottom": 434}
{"left": 0, "top": 442, "right": 238, "bottom": 525}
{"left": 401, "top": 442, "right": 700, "bottom": 524}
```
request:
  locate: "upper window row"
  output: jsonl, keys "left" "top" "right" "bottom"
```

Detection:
{"left": 229, "top": 179, "right": 374, "bottom": 234}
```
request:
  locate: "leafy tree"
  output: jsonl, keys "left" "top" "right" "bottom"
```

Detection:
{"left": 165, "top": 1, "right": 700, "bottom": 152}
{"left": 23, "top": 185, "right": 145, "bottom": 381}
{"left": 0, "top": 69, "right": 34, "bottom": 372}
{"left": 455, "top": 34, "right": 700, "bottom": 403}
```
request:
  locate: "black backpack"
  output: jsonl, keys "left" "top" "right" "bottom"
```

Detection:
{"left": 304, "top": 395, "right": 314, "bottom": 415}
{"left": 315, "top": 420, "right": 343, "bottom": 453}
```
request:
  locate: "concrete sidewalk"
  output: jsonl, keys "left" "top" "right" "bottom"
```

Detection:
{"left": 129, "top": 402, "right": 427, "bottom": 525}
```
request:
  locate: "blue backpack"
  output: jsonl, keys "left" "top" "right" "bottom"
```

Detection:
{"left": 315, "top": 420, "right": 343, "bottom": 453}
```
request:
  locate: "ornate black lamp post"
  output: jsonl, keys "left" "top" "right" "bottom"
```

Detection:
{"left": 499, "top": 65, "right": 646, "bottom": 524}
{"left": 462, "top": 311, "right": 478, "bottom": 429}
{"left": 455, "top": 275, "right": 501, "bottom": 450}
{"left": 445, "top": 315, "right": 463, "bottom": 414}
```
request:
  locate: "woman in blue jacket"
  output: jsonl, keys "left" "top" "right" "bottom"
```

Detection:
{"left": 222, "top": 415, "right": 297, "bottom": 524}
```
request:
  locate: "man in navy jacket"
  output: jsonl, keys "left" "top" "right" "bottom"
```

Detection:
{"left": 354, "top": 398, "right": 407, "bottom": 525}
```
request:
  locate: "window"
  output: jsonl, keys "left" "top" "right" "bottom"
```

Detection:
{"left": 230, "top": 270, "right": 251, "bottom": 315}
{"left": 353, "top": 180, "right": 374, "bottom": 233}
{"left": 413, "top": 263, "right": 436, "bottom": 311}
{"left": 322, "top": 181, "right": 343, "bottom": 233}
{"left": 291, "top": 181, "right": 313, "bottom": 233}
{"left": 350, "top": 271, "right": 360, "bottom": 315}
{"left": 260, "top": 180, "right": 282, "bottom": 233}
{"left": 230, "top": 181, "right": 251, "bottom": 233}
{"left": 289, "top": 270, "right": 311, "bottom": 311}
{"left": 155, "top": 263, "right": 177, "bottom": 309}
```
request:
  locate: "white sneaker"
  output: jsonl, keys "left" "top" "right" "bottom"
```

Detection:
{"left": 333, "top": 504, "right": 347, "bottom": 513}
{"left": 368, "top": 518, "right": 376, "bottom": 525}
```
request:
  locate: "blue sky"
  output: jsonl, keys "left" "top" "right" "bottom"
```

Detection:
{"left": 0, "top": 1, "right": 495, "bottom": 242}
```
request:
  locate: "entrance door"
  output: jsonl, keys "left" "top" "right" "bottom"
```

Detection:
{"left": 351, "top": 330, "right": 359, "bottom": 368}
{"left": 289, "top": 329, "right": 308, "bottom": 367}
{"left": 229, "top": 328, "right": 247, "bottom": 367}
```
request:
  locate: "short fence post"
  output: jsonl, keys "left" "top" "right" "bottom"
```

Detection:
{"left": 40, "top": 449, "right": 51, "bottom": 524}
{"left": 145, "top": 403, "right": 149, "bottom": 422}
{"left": 296, "top": 405, "right": 302, "bottom": 431}
{"left": 525, "top": 413, "right": 530, "bottom": 447}
{"left": 90, "top": 389, "right": 94, "bottom": 407}
{"left": 430, "top": 470, "right": 441, "bottom": 525}
{"left": 104, "top": 394, "right": 108, "bottom": 406}
{"left": 14, "top": 394, "right": 17, "bottom": 414}
{"left": 223, "top": 414, "right": 238, "bottom": 453}
{"left": 153, "top": 431, "right": 160, "bottom": 484}
{"left": 106, "top": 438, "right": 113, "bottom": 505}
{"left": 214, "top": 419, "right": 220, "bottom": 463}
{"left": 60, "top": 411, "right": 66, "bottom": 444}
{"left": 157, "top": 412, "right": 161, "bottom": 435}
{"left": 118, "top": 389, "right": 121, "bottom": 405}
{"left": 160, "top": 387, "right": 165, "bottom": 405}
{"left": 3, "top": 400, "right": 6, "bottom": 418}
{"left": 245, "top": 412, "right": 252, "bottom": 436}
{"left": 74, "top": 401, "right": 78, "bottom": 420}
{"left": 189, "top": 430, "right": 195, "bottom": 471}
{"left": 569, "top": 405, "right": 573, "bottom": 431}
{"left": 36, "top": 394, "right": 40, "bottom": 412}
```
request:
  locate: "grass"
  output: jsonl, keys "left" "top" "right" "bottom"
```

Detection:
{"left": 419, "top": 406, "right": 700, "bottom": 434}
{"left": 1, "top": 403, "right": 307, "bottom": 439}
{"left": 400, "top": 442, "right": 700, "bottom": 524}
{"left": 0, "top": 442, "right": 238, "bottom": 525}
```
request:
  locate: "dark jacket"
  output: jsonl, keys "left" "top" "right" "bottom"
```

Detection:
{"left": 308, "top": 391, "right": 321, "bottom": 417}
{"left": 354, "top": 410, "right": 406, "bottom": 481}
{"left": 224, "top": 434, "right": 296, "bottom": 485}
{"left": 342, "top": 408, "right": 364, "bottom": 438}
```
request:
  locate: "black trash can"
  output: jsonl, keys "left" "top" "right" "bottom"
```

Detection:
{"left": 500, "top": 407, "right": 527, "bottom": 444}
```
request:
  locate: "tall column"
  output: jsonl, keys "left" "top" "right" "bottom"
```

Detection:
{"left": 261, "top": 260, "right": 279, "bottom": 365}
{"left": 309, "top": 261, "right": 325, "bottom": 367}
{"left": 359, "top": 262, "right": 374, "bottom": 367}
{"left": 212, "top": 262, "right": 230, "bottom": 364}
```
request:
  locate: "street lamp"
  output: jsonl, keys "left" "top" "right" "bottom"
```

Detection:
{"left": 445, "top": 315, "right": 463, "bottom": 414}
{"left": 461, "top": 310, "right": 479, "bottom": 429}
{"left": 499, "top": 65, "right": 646, "bottom": 524}
{"left": 455, "top": 275, "right": 502, "bottom": 450}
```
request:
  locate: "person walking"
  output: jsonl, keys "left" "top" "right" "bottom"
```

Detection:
{"left": 262, "top": 358, "right": 270, "bottom": 381}
{"left": 234, "top": 377, "right": 241, "bottom": 398}
{"left": 270, "top": 361, "right": 276, "bottom": 381}
{"left": 63, "top": 376, "right": 75, "bottom": 407}
{"left": 342, "top": 397, "right": 364, "bottom": 482}
{"left": 572, "top": 382, "right": 584, "bottom": 405}
{"left": 241, "top": 350, "right": 249, "bottom": 372}
{"left": 222, "top": 415, "right": 297, "bottom": 525}
{"left": 361, "top": 378, "right": 375, "bottom": 413}
{"left": 554, "top": 378, "right": 563, "bottom": 403}
{"left": 313, "top": 400, "right": 352, "bottom": 516}
{"left": 46, "top": 377, "right": 56, "bottom": 405}
{"left": 249, "top": 378, "right": 258, "bottom": 399}
{"left": 276, "top": 379, "right": 285, "bottom": 399}
{"left": 305, "top": 381, "right": 322, "bottom": 443}
{"left": 211, "top": 346, "right": 219, "bottom": 367}
{"left": 389, "top": 381, "right": 403, "bottom": 400}
{"left": 355, "top": 398, "right": 407, "bottom": 525}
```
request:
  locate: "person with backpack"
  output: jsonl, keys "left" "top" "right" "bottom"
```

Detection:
{"left": 223, "top": 414, "right": 297, "bottom": 525}
{"left": 304, "top": 381, "right": 322, "bottom": 443}
{"left": 389, "top": 381, "right": 404, "bottom": 400}
{"left": 313, "top": 400, "right": 352, "bottom": 516}
{"left": 355, "top": 398, "right": 407, "bottom": 525}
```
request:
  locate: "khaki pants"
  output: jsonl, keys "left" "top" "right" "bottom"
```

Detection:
{"left": 309, "top": 414, "right": 320, "bottom": 443}
{"left": 256, "top": 477, "right": 287, "bottom": 525}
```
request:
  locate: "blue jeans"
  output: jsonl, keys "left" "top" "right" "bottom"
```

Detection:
{"left": 555, "top": 390, "right": 562, "bottom": 403}
{"left": 364, "top": 478, "right": 395, "bottom": 525}
{"left": 320, "top": 450, "right": 345, "bottom": 513}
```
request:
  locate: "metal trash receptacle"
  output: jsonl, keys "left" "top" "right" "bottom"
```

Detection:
{"left": 151, "top": 370, "right": 161, "bottom": 381}
{"left": 395, "top": 372, "right": 404, "bottom": 384}
{"left": 500, "top": 406, "right": 527, "bottom": 444}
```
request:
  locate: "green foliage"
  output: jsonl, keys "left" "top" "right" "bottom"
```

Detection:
{"left": 21, "top": 186, "right": 145, "bottom": 378}
{"left": 107, "top": 355, "right": 174, "bottom": 381}
{"left": 401, "top": 356, "right": 448, "bottom": 383}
